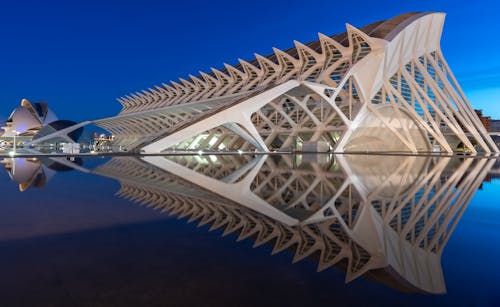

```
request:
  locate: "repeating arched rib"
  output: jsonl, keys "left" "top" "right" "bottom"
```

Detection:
{"left": 211, "top": 68, "right": 233, "bottom": 97}
{"left": 346, "top": 24, "right": 375, "bottom": 65}
{"left": 179, "top": 78, "right": 197, "bottom": 102}
{"left": 223, "top": 63, "right": 247, "bottom": 94}
{"left": 294, "top": 40, "right": 325, "bottom": 80}
{"left": 199, "top": 71, "right": 220, "bottom": 100}
{"left": 188, "top": 74, "right": 209, "bottom": 101}
{"left": 170, "top": 81, "right": 189, "bottom": 103}
{"left": 254, "top": 53, "right": 281, "bottom": 86}
{"left": 238, "top": 59, "right": 263, "bottom": 91}
{"left": 162, "top": 83, "right": 180, "bottom": 106}
{"left": 272, "top": 47, "right": 300, "bottom": 82}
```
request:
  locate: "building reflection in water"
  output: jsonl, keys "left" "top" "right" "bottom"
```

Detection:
{"left": 91, "top": 154, "right": 495, "bottom": 295}
{"left": 0, "top": 157, "right": 83, "bottom": 191}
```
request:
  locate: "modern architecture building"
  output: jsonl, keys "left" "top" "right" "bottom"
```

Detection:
{"left": 1, "top": 99, "right": 57, "bottom": 140}
{"left": 90, "top": 12, "right": 498, "bottom": 154}
{"left": 1, "top": 99, "right": 83, "bottom": 146}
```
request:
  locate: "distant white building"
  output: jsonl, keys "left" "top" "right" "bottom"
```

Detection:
{"left": 1, "top": 99, "right": 82, "bottom": 145}
{"left": 1, "top": 99, "right": 58, "bottom": 138}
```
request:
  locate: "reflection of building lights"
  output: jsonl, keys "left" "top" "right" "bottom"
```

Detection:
{"left": 194, "top": 155, "right": 206, "bottom": 164}
{"left": 188, "top": 134, "right": 207, "bottom": 149}
{"left": 208, "top": 155, "right": 218, "bottom": 163}
{"left": 208, "top": 136, "right": 218, "bottom": 147}
{"left": 197, "top": 150, "right": 203, "bottom": 155}
{"left": 238, "top": 150, "right": 243, "bottom": 155}
{"left": 11, "top": 130, "right": 19, "bottom": 156}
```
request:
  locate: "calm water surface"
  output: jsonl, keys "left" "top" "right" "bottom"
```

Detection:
{"left": 0, "top": 154, "right": 499, "bottom": 306}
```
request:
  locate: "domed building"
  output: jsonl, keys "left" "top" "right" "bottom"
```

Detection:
{"left": 2, "top": 99, "right": 58, "bottom": 138}
{"left": 1, "top": 99, "right": 82, "bottom": 146}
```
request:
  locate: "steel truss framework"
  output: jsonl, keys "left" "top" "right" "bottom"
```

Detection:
{"left": 93, "top": 154, "right": 494, "bottom": 294}
{"left": 94, "top": 12, "right": 498, "bottom": 154}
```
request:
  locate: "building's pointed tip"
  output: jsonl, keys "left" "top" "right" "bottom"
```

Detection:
{"left": 21, "top": 98, "right": 31, "bottom": 107}
{"left": 318, "top": 32, "right": 328, "bottom": 39}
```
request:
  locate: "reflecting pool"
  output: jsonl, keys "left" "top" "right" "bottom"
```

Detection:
{"left": 0, "top": 154, "right": 499, "bottom": 306}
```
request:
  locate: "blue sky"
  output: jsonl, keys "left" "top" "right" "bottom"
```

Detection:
{"left": 0, "top": 0, "right": 499, "bottom": 122}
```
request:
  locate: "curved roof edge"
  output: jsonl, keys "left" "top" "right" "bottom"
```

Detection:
{"left": 366, "top": 12, "right": 444, "bottom": 42}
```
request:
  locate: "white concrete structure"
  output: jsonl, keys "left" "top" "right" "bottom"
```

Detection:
{"left": 93, "top": 12, "right": 498, "bottom": 154}
{"left": 1, "top": 99, "right": 85, "bottom": 147}
{"left": 1, "top": 99, "right": 58, "bottom": 138}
